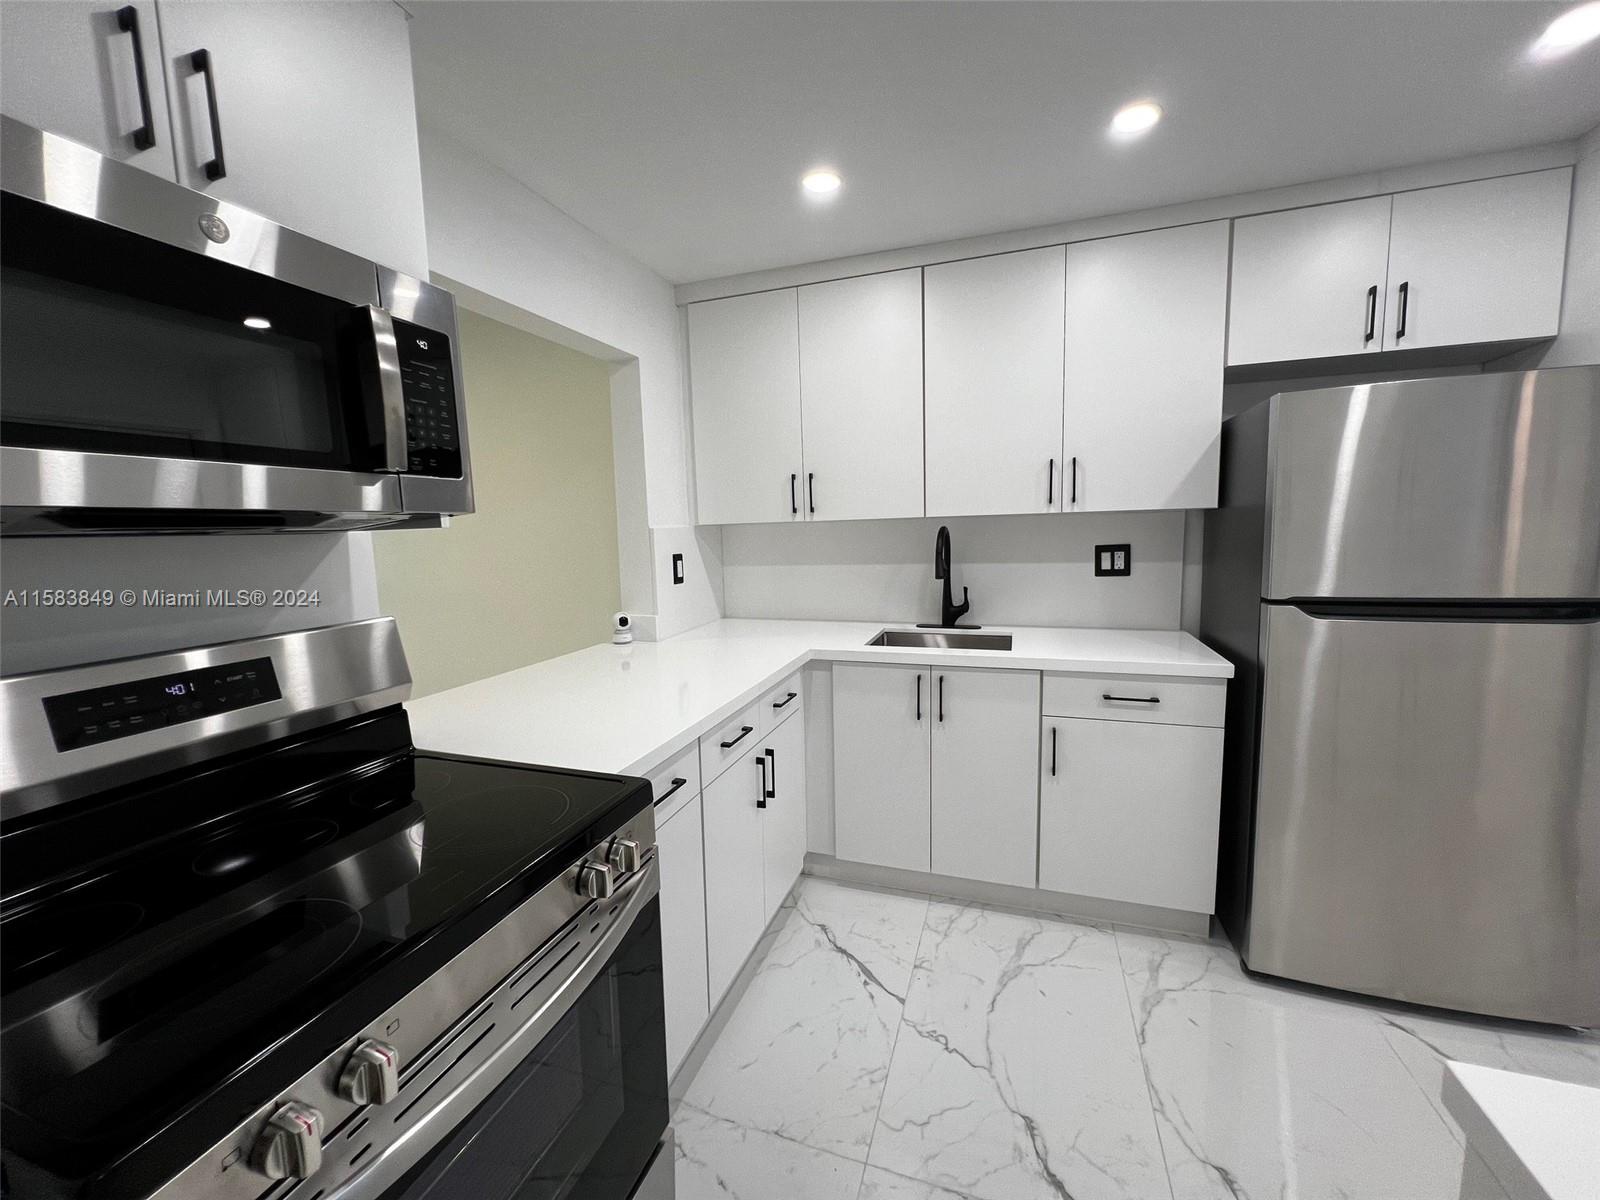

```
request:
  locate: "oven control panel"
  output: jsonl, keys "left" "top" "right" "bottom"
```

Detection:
{"left": 42, "top": 657, "right": 282, "bottom": 751}
{"left": 394, "top": 318, "right": 461, "bottom": 479}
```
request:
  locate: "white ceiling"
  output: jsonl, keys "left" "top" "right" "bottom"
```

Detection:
{"left": 409, "top": 2, "right": 1600, "bottom": 284}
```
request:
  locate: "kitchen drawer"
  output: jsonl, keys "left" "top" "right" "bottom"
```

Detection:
{"left": 759, "top": 671, "right": 804, "bottom": 734}
{"left": 647, "top": 741, "right": 701, "bottom": 824}
{"left": 1042, "top": 673, "right": 1225, "bottom": 727}
{"left": 700, "top": 699, "right": 763, "bottom": 783}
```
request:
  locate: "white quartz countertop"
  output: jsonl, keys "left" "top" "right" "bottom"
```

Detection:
{"left": 406, "top": 618, "right": 1232, "bottom": 776}
{"left": 1443, "top": 1061, "right": 1600, "bottom": 1200}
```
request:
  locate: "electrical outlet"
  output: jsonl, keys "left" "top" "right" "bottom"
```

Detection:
{"left": 1094, "top": 543, "right": 1131, "bottom": 577}
{"left": 671, "top": 553, "right": 685, "bottom": 585}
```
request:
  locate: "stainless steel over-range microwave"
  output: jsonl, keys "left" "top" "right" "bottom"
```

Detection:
{"left": 0, "top": 117, "right": 474, "bottom": 535}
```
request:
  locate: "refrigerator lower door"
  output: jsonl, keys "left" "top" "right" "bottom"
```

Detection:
{"left": 1248, "top": 603, "right": 1600, "bottom": 1026}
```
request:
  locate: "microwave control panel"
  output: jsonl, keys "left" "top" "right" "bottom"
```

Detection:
{"left": 42, "top": 657, "right": 282, "bottom": 751}
{"left": 395, "top": 318, "right": 462, "bottom": 478}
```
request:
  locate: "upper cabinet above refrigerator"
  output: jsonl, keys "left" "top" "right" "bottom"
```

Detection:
{"left": 1227, "top": 168, "right": 1571, "bottom": 370}
{"left": 0, "top": 0, "right": 428, "bottom": 278}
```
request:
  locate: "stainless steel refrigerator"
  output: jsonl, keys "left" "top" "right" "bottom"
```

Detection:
{"left": 1201, "top": 366, "right": 1599, "bottom": 1027}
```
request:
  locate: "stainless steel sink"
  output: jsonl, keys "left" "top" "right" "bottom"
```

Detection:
{"left": 867, "top": 629, "right": 1014, "bottom": 651}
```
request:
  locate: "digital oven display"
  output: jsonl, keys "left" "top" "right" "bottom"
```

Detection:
{"left": 42, "top": 657, "right": 282, "bottom": 751}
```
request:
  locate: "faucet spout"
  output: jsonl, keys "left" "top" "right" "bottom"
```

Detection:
{"left": 932, "top": 525, "right": 971, "bottom": 628}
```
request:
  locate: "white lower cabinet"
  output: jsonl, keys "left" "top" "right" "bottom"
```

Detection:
{"left": 833, "top": 663, "right": 932, "bottom": 872}
{"left": 1038, "top": 718, "right": 1224, "bottom": 912}
{"left": 701, "top": 748, "right": 769, "bottom": 1003}
{"left": 758, "top": 712, "right": 808, "bottom": 922}
{"left": 930, "top": 668, "right": 1040, "bottom": 887}
{"left": 655, "top": 793, "right": 709, "bottom": 1075}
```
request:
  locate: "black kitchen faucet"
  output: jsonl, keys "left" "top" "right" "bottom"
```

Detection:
{"left": 931, "top": 525, "right": 974, "bottom": 629}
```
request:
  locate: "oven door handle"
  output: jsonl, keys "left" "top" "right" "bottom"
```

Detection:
{"left": 365, "top": 306, "right": 408, "bottom": 472}
{"left": 335, "top": 857, "right": 661, "bottom": 1199}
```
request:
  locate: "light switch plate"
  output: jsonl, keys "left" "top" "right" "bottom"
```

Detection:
{"left": 671, "top": 553, "right": 685, "bottom": 585}
{"left": 1094, "top": 543, "right": 1131, "bottom": 577}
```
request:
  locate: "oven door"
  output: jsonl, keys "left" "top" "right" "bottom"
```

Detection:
{"left": 0, "top": 118, "right": 471, "bottom": 533}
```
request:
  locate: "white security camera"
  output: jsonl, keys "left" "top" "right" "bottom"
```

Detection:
{"left": 612, "top": 612, "right": 633, "bottom": 645}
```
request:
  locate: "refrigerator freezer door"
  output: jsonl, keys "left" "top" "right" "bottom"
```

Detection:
{"left": 1247, "top": 603, "right": 1600, "bottom": 1026}
{"left": 1266, "top": 367, "right": 1600, "bottom": 600}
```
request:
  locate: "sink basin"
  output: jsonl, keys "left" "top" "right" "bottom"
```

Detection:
{"left": 868, "top": 629, "right": 1014, "bottom": 651}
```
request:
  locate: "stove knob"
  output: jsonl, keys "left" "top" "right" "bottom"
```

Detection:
{"left": 578, "top": 860, "right": 616, "bottom": 900}
{"left": 338, "top": 1038, "right": 401, "bottom": 1106}
{"left": 250, "top": 1101, "right": 323, "bottom": 1180}
{"left": 608, "top": 837, "right": 644, "bottom": 874}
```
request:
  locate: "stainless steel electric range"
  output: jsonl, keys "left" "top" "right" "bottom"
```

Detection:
{"left": 0, "top": 618, "right": 673, "bottom": 1200}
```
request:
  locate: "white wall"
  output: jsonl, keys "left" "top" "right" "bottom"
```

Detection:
{"left": 1, "top": 534, "right": 380, "bottom": 675}
{"left": 417, "top": 125, "right": 705, "bottom": 637}
{"left": 721, "top": 511, "right": 1186, "bottom": 630}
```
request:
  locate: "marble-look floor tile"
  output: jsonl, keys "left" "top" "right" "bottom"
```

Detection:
{"left": 870, "top": 901, "right": 1171, "bottom": 1200}
{"left": 682, "top": 878, "right": 928, "bottom": 1161}
{"left": 673, "top": 1105, "right": 866, "bottom": 1200}
{"left": 856, "top": 1165, "right": 983, "bottom": 1199}
{"left": 1116, "top": 928, "right": 1466, "bottom": 1200}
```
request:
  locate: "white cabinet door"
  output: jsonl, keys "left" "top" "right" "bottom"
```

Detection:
{"left": 1039, "top": 718, "right": 1224, "bottom": 913}
{"left": 1064, "top": 221, "right": 1229, "bottom": 512}
{"left": 1384, "top": 169, "right": 1571, "bottom": 351}
{"left": 657, "top": 794, "right": 709, "bottom": 1075}
{"left": 930, "top": 668, "right": 1040, "bottom": 887}
{"left": 759, "top": 711, "right": 808, "bottom": 922}
{"left": 688, "top": 289, "right": 803, "bottom": 525}
{"left": 833, "top": 663, "right": 931, "bottom": 872}
{"left": 153, "top": 0, "right": 428, "bottom": 275}
{"left": 925, "top": 247, "right": 1065, "bottom": 516}
{"left": 0, "top": 1, "right": 175, "bottom": 179}
{"left": 702, "top": 749, "right": 769, "bottom": 1002}
{"left": 1227, "top": 196, "right": 1393, "bottom": 366}
{"left": 798, "top": 269, "right": 924, "bottom": 521}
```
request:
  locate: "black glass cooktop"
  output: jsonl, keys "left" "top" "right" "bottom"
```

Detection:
{"left": 0, "top": 707, "right": 650, "bottom": 1198}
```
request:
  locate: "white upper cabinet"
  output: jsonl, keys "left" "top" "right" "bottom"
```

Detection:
{"left": 797, "top": 269, "right": 924, "bottom": 521}
{"left": 153, "top": 0, "right": 429, "bottom": 275}
{"left": 1, "top": 1, "right": 176, "bottom": 179}
{"left": 1383, "top": 169, "right": 1571, "bottom": 351}
{"left": 925, "top": 247, "right": 1066, "bottom": 516}
{"left": 930, "top": 667, "right": 1040, "bottom": 888}
{"left": 689, "top": 289, "right": 804, "bottom": 526}
{"left": 1064, "top": 221, "right": 1229, "bottom": 512}
{"left": 1227, "top": 196, "right": 1393, "bottom": 366}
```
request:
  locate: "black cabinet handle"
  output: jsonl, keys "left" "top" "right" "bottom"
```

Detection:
{"left": 772, "top": 691, "right": 797, "bottom": 710}
{"left": 655, "top": 777, "right": 688, "bottom": 805}
{"left": 938, "top": 675, "right": 945, "bottom": 724}
{"left": 720, "top": 724, "right": 753, "bottom": 749}
{"left": 1102, "top": 693, "right": 1160, "bottom": 704}
{"left": 1047, "top": 457, "right": 1055, "bottom": 506}
{"left": 1050, "top": 726, "right": 1057, "bottom": 777}
{"left": 915, "top": 673, "right": 922, "bottom": 722}
{"left": 189, "top": 49, "right": 226, "bottom": 180}
{"left": 807, "top": 472, "right": 815, "bottom": 515}
{"left": 116, "top": 7, "right": 156, "bottom": 151}
{"left": 765, "top": 747, "right": 776, "bottom": 800}
{"left": 1363, "top": 284, "right": 1378, "bottom": 345}
{"left": 756, "top": 754, "right": 768, "bottom": 808}
{"left": 1069, "top": 456, "right": 1077, "bottom": 505}
{"left": 1395, "top": 281, "right": 1409, "bottom": 341}
{"left": 790, "top": 473, "right": 797, "bottom": 515}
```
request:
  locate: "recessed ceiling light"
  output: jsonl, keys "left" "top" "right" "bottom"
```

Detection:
{"left": 1530, "top": 1, "right": 1600, "bottom": 60}
{"left": 1110, "top": 100, "right": 1163, "bottom": 136}
{"left": 242, "top": 316, "right": 272, "bottom": 330}
{"left": 801, "top": 169, "right": 842, "bottom": 196}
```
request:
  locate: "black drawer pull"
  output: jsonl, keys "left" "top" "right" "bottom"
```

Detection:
{"left": 655, "top": 777, "right": 688, "bottom": 805}
{"left": 116, "top": 7, "right": 156, "bottom": 151}
{"left": 1363, "top": 284, "right": 1378, "bottom": 345}
{"left": 756, "top": 754, "right": 768, "bottom": 808}
{"left": 772, "top": 692, "right": 797, "bottom": 710}
{"left": 1050, "top": 726, "right": 1057, "bottom": 777}
{"left": 915, "top": 673, "right": 922, "bottom": 722}
{"left": 1069, "top": 456, "right": 1078, "bottom": 505}
{"left": 808, "top": 472, "right": 815, "bottom": 515}
{"left": 938, "top": 675, "right": 945, "bottom": 723}
{"left": 790, "top": 473, "right": 798, "bottom": 515}
{"left": 1102, "top": 693, "right": 1160, "bottom": 704}
{"left": 720, "top": 725, "right": 753, "bottom": 749}
{"left": 1395, "top": 280, "right": 1409, "bottom": 341}
{"left": 1047, "top": 457, "right": 1054, "bottom": 506}
{"left": 764, "top": 747, "right": 777, "bottom": 800}
{"left": 189, "top": 48, "right": 226, "bottom": 180}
